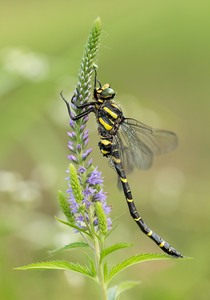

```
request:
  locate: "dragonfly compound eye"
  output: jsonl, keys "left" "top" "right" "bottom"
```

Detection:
{"left": 97, "top": 83, "right": 115, "bottom": 100}
{"left": 100, "top": 87, "right": 115, "bottom": 99}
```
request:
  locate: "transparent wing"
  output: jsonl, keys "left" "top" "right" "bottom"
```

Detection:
{"left": 118, "top": 118, "right": 178, "bottom": 171}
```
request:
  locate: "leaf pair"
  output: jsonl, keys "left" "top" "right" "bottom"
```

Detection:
{"left": 16, "top": 240, "right": 170, "bottom": 287}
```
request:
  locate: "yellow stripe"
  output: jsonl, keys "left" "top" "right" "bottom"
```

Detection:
{"left": 102, "top": 84, "right": 110, "bottom": 90}
{"left": 99, "top": 117, "right": 112, "bottom": 131}
{"left": 101, "top": 139, "right": 111, "bottom": 146}
{"left": 159, "top": 241, "right": 165, "bottom": 248}
{"left": 147, "top": 230, "right": 153, "bottom": 236}
{"left": 134, "top": 216, "right": 141, "bottom": 221}
{"left": 127, "top": 198, "right": 133, "bottom": 203}
{"left": 103, "top": 107, "right": 118, "bottom": 119}
{"left": 120, "top": 177, "right": 128, "bottom": 183}
{"left": 111, "top": 103, "right": 119, "bottom": 109}
{"left": 101, "top": 150, "right": 109, "bottom": 155}
{"left": 112, "top": 157, "right": 121, "bottom": 164}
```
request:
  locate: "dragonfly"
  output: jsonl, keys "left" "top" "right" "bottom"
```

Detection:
{"left": 61, "top": 68, "right": 183, "bottom": 258}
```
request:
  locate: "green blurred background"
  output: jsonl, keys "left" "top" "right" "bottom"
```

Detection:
{"left": 1, "top": 0, "right": 210, "bottom": 299}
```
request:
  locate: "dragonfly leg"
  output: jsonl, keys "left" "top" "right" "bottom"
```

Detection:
{"left": 60, "top": 91, "right": 95, "bottom": 120}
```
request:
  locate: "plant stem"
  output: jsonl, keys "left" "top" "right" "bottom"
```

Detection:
{"left": 93, "top": 234, "right": 107, "bottom": 300}
{"left": 88, "top": 204, "right": 107, "bottom": 299}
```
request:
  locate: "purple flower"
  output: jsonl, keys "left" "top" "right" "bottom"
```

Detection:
{"left": 102, "top": 203, "right": 112, "bottom": 215}
{"left": 68, "top": 132, "right": 76, "bottom": 138}
{"left": 78, "top": 166, "right": 86, "bottom": 173}
{"left": 80, "top": 124, "right": 86, "bottom": 131}
{"left": 87, "top": 167, "right": 103, "bottom": 185}
{"left": 82, "top": 129, "right": 89, "bottom": 141}
{"left": 84, "top": 138, "right": 89, "bottom": 147}
{"left": 69, "top": 118, "right": 75, "bottom": 128}
{"left": 67, "top": 188, "right": 78, "bottom": 214}
{"left": 82, "top": 148, "right": 92, "bottom": 160}
{"left": 93, "top": 190, "right": 107, "bottom": 202}
{"left": 84, "top": 186, "right": 95, "bottom": 197}
{"left": 82, "top": 115, "right": 89, "bottom": 123}
{"left": 68, "top": 144, "right": 74, "bottom": 151}
{"left": 68, "top": 155, "right": 77, "bottom": 162}
{"left": 66, "top": 164, "right": 112, "bottom": 231}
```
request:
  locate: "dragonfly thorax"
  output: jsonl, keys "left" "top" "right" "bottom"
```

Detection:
{"left": 96, "top": 99, "right": 123, "bottom": 137}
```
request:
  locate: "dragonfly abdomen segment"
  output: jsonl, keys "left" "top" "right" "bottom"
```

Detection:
{"left": 111, "top": 147, "right": 183, "bottom": 257}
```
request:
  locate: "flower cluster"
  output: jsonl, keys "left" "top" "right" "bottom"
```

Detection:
{"left": 66, "top": 161, "right": 112, "bottom": 233}
{"left": 58, "top": 17, "right": 112, "bottom": 236}
{"left": 65, "top": 95, "right": 112, "bottom": 233}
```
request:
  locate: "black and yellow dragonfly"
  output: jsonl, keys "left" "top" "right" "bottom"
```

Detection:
{"left": 61, "top": 69, "right": 183, "bottom": 258}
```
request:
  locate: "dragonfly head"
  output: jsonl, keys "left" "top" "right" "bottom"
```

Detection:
{"left": 95, "top": 84, "right": 116, "bottom": 102}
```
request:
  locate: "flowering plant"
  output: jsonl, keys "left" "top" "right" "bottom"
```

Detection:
{"left": 16, "top": 18, "right": 171, "bottom": 300}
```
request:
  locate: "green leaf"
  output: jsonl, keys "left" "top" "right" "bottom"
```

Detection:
{"left": 48, "top": 242, "right": 89, "bottom": 255}
{"left": 55, "top": 217, "right": 90, "bottom": 236}
{"left": 100, "top": 243, "right": 133, "bottom": 263}
{"left": 55, "top": 216, "right": 73, "bottom": 227}
{"left": 108, "top": 281, "right": 140, "bottom": 300}
{"left": 88, "top": 256, "right": 96, "bottom": 276}
{"left": 15, "top": 260, "right": 96, "bottom": 279}
{"left": 107, "top": 253, "right": 170, "bottom": 284}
